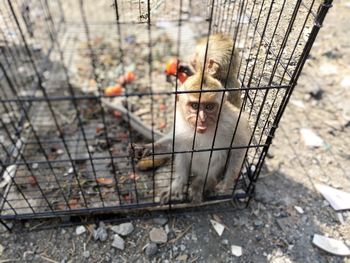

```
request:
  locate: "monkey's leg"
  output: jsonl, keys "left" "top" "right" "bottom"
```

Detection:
{"left": 159, "top": 153, "right": 190, "bottom": 204}
{"left": 226, "top": 78, "right": 242, "bottom": 108}
{"left": 216, "top": 149, "right": 245, "bottom": 193}
{"left": 189, "top": 163, "right": 222, "bottom": 204}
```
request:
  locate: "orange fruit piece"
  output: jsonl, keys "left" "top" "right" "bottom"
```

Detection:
{"left": 124, "top": 71, "right": 135, "bottom": 83}
{"left": 165, "top": 58, "right": 179, "bottom": 75}
{"left": 105, "top": 84, "right": 123, "bottom": 96}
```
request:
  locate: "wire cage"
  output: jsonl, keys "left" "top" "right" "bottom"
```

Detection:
{"left": 0, "top": 0, "right": 332, "bottom": 223}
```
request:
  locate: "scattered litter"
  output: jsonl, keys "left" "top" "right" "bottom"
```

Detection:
{"left": 210, "top": 219, "right": 225, "bottom": 236}
{"left": 231, "top": 245, "right": 243, "bottom": 257}
{"left": 75, "top": 225, "right": 86, "bottom": 235}
{"left": 300, "top": 128, "right": 324, "bottom": 147}
{"left": 294, "top": 206, "right": 304, "bottom": 214}
{"left": 316, "top": 184, "right": 350, "bottom": 210}
{"left": 312, "top": 234, "right": 350, "bottom": 256}
{"left": 0, "top": 165, "right": 17, "bottom": 188}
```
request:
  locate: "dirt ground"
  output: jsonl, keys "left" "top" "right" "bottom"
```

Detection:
{"left": 1, "top": 1, "right": 350, "bottom": 263}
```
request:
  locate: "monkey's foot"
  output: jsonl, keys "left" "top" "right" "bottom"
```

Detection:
{"left": 188, "top": 187, "right": 203, "bottom": 204}
{"left": 215, "top": 181, "right": 231, "bottom": 194}
{"left": 159, "top": 188, "right": 183, "bottom": 204}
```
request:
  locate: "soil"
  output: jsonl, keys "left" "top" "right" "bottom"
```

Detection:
{"left": 0, "top": 0, "right": 350, "bottom": 263}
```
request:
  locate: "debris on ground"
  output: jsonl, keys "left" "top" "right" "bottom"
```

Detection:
{"left": 210, "top": 219, "right": 225, "bottom": 236}
{"left": 316, "top": 184, "right": 350, "bottom": 210}
{"left": 231, "top": 245, "right": 243, "bottom": 257}
{"left": 312, "top": 234, "right": 350, "bottom": 256}
{"left": 300, "top": 128, "right": 325, "bottom": 147}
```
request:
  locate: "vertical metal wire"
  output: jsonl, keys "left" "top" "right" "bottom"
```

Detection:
{"left": 168, "top": 0, "right": 183, "bottom": 207}
{"left": 201, "top": 0, "right": 247, "bottom": 197}
{"left": 186, "top": 0, "right": 216, "bottom": 200}
{"left": 146, "top": 0, "right": 157, "bottom": 203}
{"left": 113, "top": 0, "right": 139, "bottom": 204}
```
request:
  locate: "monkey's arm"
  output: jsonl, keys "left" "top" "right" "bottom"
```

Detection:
{"left": 131, "top": 132, "right": 173, "bottom": 170}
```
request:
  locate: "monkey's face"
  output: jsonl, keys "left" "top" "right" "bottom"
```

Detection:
{"left": 184, "top": 100, "right": 219, "bottom": 134}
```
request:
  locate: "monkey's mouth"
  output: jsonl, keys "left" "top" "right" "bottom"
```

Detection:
{"left": 196, "top": 125, "right": 207, "bottom": 133}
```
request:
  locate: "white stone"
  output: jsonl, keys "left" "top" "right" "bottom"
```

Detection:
{"left": 210, "top": 220, "right": 225, "bottom": 236}
{"left": 294, "top": 206, "right": 304, "bottom": 214}
{"left": 231, "top": 245, "right": 243, "bottom": 257}
{"left": 75, "top": 225, "right": 86, "bottom": 235}
{"left": 340, "top": 76, "right": 350, "bottom": 88}
{"left": 112, "top": 234, "right": 125, "bottom": 250}
{"left": 111, "top": 222, "right": 134, "bottom": 236}
{"left": 300, "top": 128, "right": 324, "bottom": 147}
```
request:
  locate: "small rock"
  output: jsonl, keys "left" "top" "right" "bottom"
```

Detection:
{"left": 231, "top": 245, "right": 243, "bottom": 257}
{"left": 111, "top": 222, "right": 134, "bottom": 236}
{"left": 0, "top": 244, "right": 3, "bottom": 256}
{"left": 221, "top": 239, "right": 229, "bottom": 245}
{"left": 75, "top": 225, "right": 86, "bottom": 235}
{"left": 153, "top": 217, "right": 168, "bottom": 226}
{"left": 32, "top": 163, "right": 39, "bottom": 169}
{"left": 83, "top": 250, "right": 90, "bottom": 258}
{"left": 93, "top": 225, "right": 108, "bottom": 241}
{"left": 145, "top": 243, "right": 158, "bottom": 257}
{"left": 164, "top": 224, "right": 170, "bottom": 234}
{"left": 254, "top": 219, "right": 263, "bottom": 227}
{"left": 319, "top": 63, "right": 338, "bottom": 76}
{"left": 340, "top": 76, "right": 350, "bottom": 88}
{"left": 112, "top": 234, "right": 125, "bottom": 250}
{"left": 294, "top": 206, "right": 304, "bottom": 214}
{"left": 176, "top": 254, "right": 188, "bottom": 261}
{"left": 300, "top": 128, "right": 324, "bottom": 148}
{"left": 149, "top": 227, "right": 167, "bottom": 244}
{"left": 180, "top": 244, "right": 186, "bottom": 251}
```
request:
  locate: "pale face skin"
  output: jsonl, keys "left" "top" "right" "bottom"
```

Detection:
{"left": 182, "top": 96, "right": 219, "bottom": 134}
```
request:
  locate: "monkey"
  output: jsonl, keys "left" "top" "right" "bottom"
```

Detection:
{"left": 136, "top": 34, "right": 243, "bottom": 172}
{"left": 132, "top": 71, "right": 250, "bottom": 204}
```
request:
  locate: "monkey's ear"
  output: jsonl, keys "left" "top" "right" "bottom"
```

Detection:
{"left": 207, "top": 58, "right": 220, "bottom": 76}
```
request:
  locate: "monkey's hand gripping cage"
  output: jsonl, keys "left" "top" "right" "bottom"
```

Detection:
{"left": 0, "top": 0, "right": 332, "bottom": 222}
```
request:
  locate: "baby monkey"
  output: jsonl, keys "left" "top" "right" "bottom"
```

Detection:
{"left": 133, "top": 72, "right": 250, "bottom": 204}
{"left": 187, "top": 33, "right": 242, "bottom": 107}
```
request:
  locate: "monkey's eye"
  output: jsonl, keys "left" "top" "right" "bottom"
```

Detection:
{"left": 191, "top": 103, "right": 199, "bottom": 110}
{"left": 205, "top": 103, "right": 216, "bottom": 111}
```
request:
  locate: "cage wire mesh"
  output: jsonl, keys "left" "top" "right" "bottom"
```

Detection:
{"left": 0, "top": 0, "right": 332, "bottom": 220}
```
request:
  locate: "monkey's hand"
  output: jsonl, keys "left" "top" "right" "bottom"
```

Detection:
{"left": 159, "top": 186, "right": 183, "bottom": 204}
{"left": 128, "top": 143, "right": 152, "bottom": 159}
